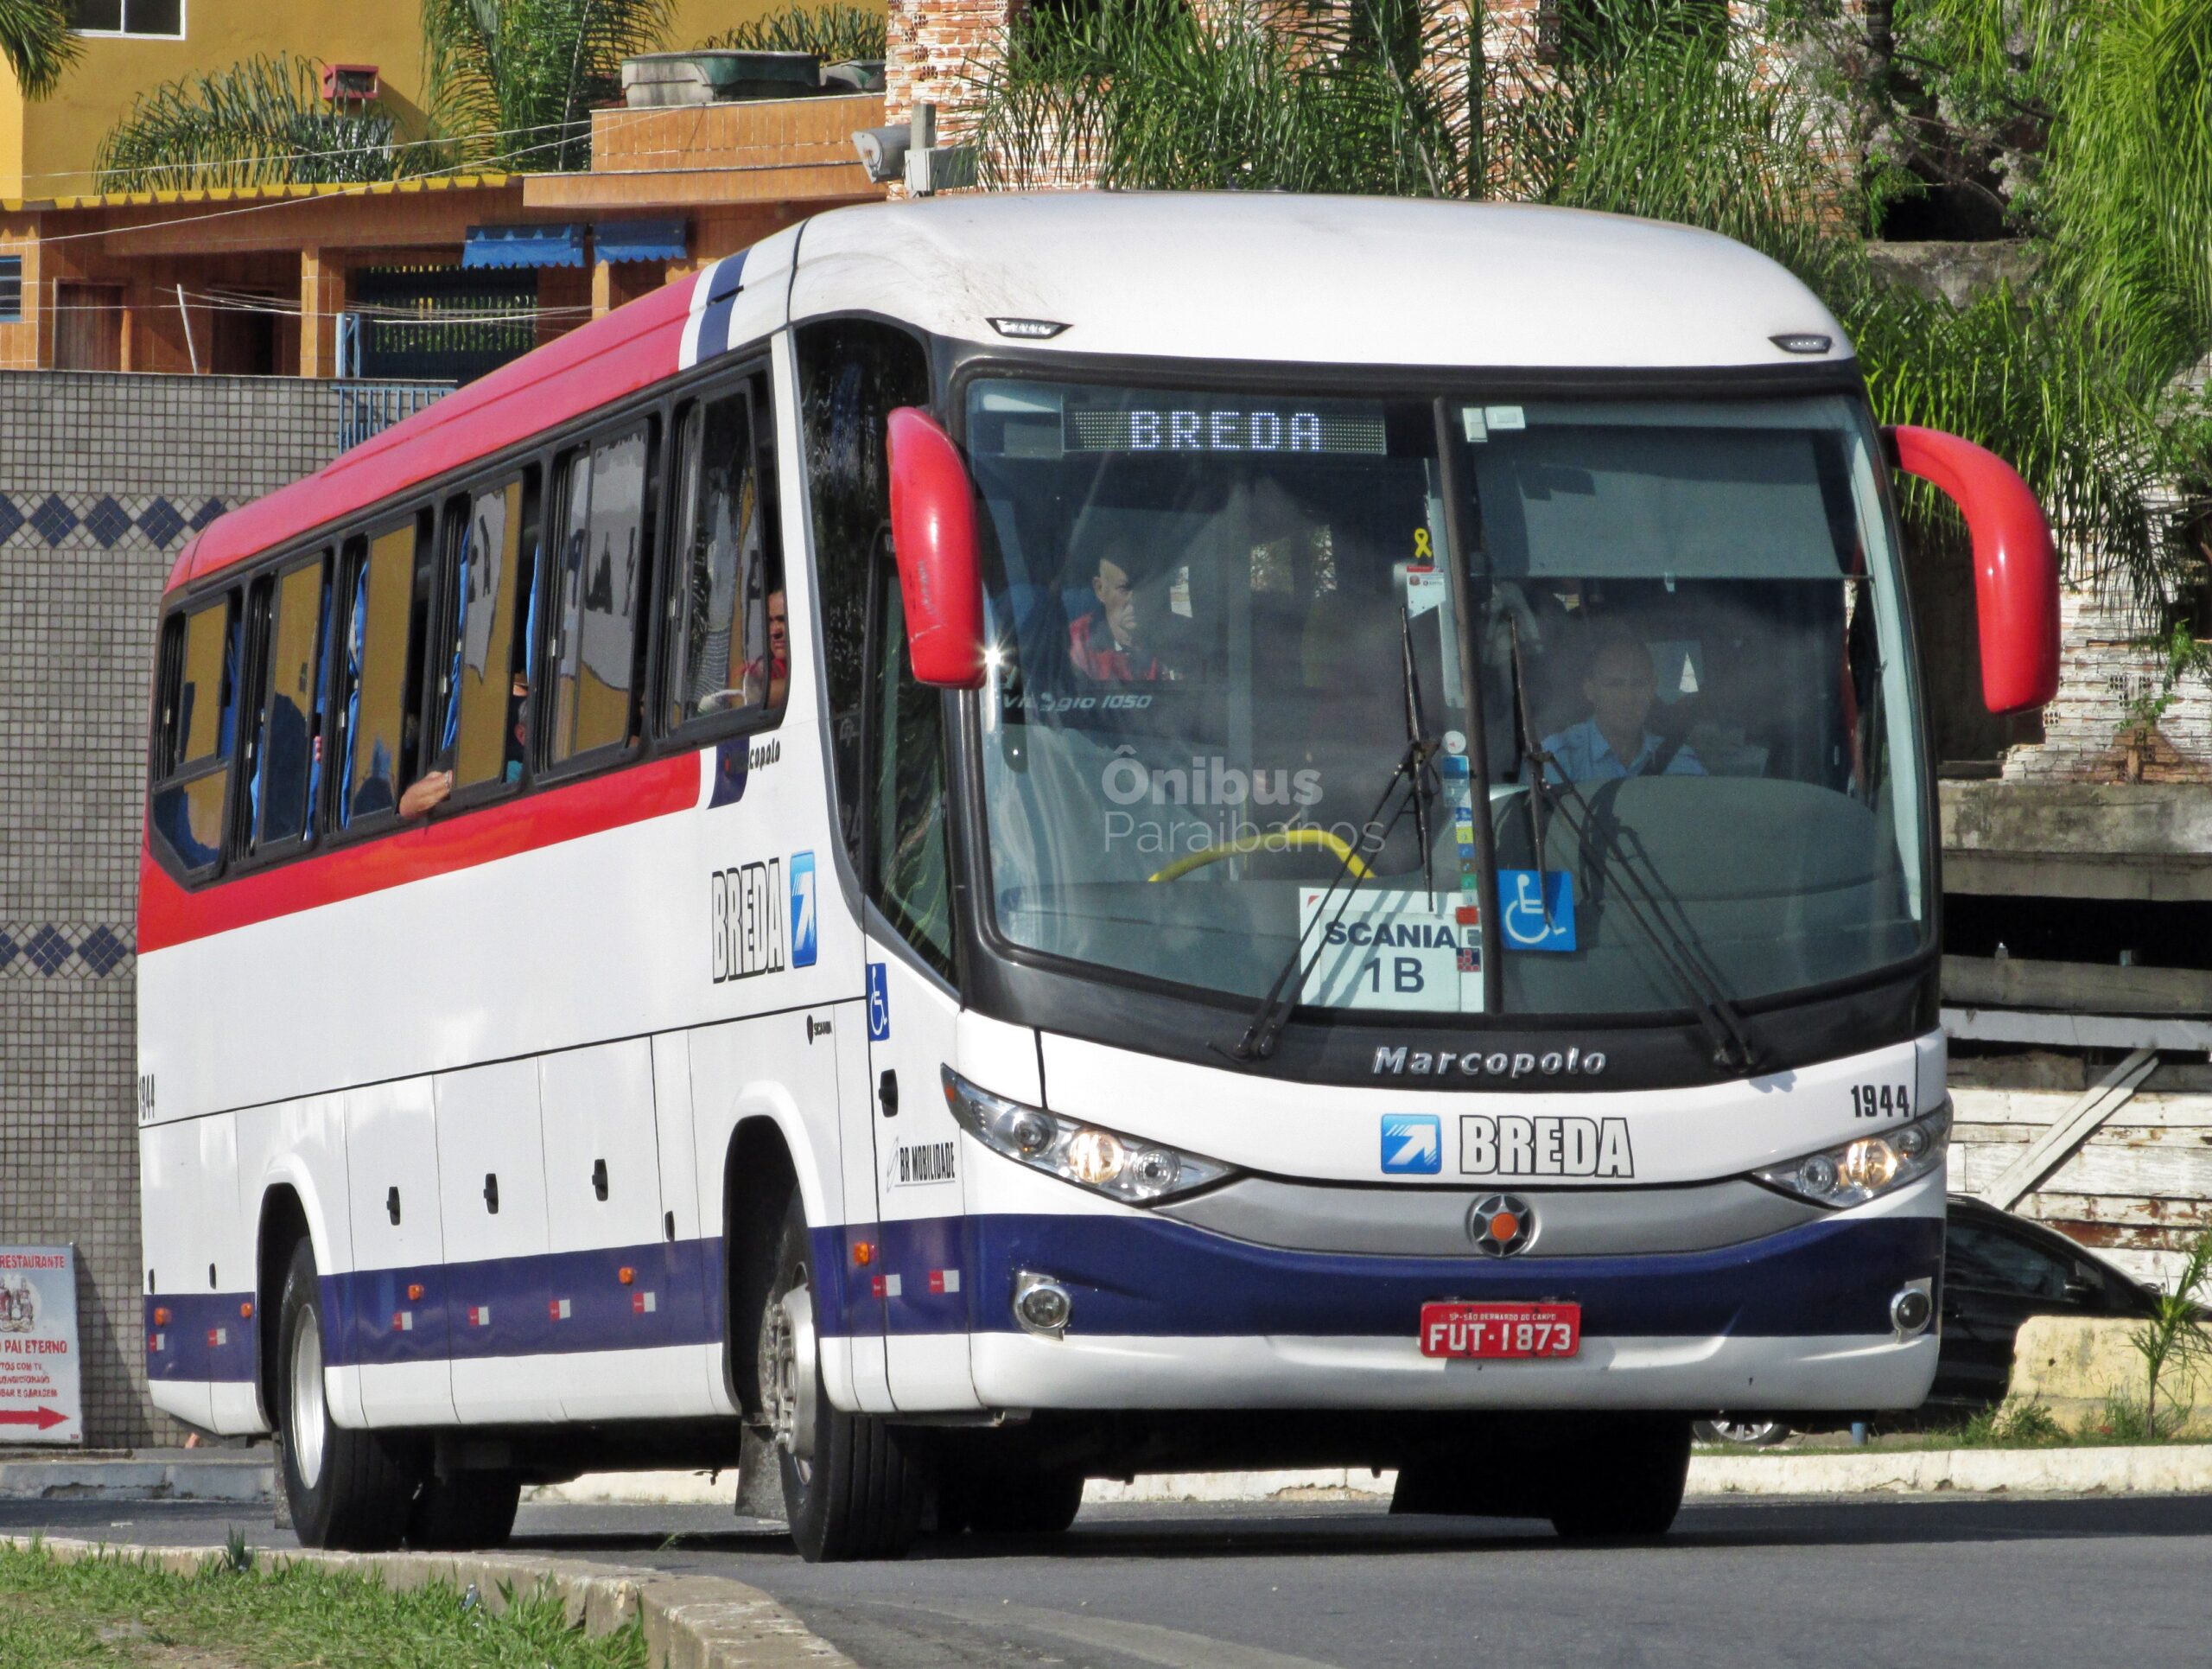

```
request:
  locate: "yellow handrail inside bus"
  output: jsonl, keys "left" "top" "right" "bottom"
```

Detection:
{"left": 1147, "top": 828, "right": 1375, "bottom": 884}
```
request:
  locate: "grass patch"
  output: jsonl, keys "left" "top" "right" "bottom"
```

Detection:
{"left": 0, "top": 1537, "right": 647, "bottom": 1669}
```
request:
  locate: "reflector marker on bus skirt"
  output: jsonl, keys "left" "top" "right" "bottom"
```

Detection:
{"left": 550, "top": 1298, "right": 573, "bottom": 1321}
{"left": 928, "top": 1270, "right": 960, "bottom": 1295}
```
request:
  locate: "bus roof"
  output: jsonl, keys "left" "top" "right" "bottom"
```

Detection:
{"left": 175, "top": 194, "right": 1849, "bottom": 595}
{"left": 790, "top": 194, "right": 1851, "bottom": 374}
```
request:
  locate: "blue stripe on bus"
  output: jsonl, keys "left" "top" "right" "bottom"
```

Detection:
{"left": 144, "top": 1292, "right": 259, "bottom": 1384}
{"left": 143, "top": 1205, "right": 1942, "bottom": 1389}
{"left": 814, "top": 1209, "right": 1943, "bottom": 1342}
{"left": 693, "top": 252, "right": 750, "bottom": 365}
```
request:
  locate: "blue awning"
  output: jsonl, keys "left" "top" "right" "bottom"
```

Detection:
{"left": 593, "top": 219, "right": 690, "bottom": 265}
{"left": 462, "top": 223, "right": 585, "bottom": 270}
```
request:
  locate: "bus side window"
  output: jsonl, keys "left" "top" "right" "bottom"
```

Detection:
{"left": 334, "top": 521, "right": 420, "bottom": 829}
{"left": 796, "top": 319, "right": 932, "bottom": 865}
{"left": 245, "top": 554, "right": 329, "bottom": 854}
{"left": 442, "top": 473, "right": 534, "bottom": 797}
{"left": 149, "top": 591, "right": 241, "bottom": 879}
{"left": 662, "top": 374, "right": 784, "bottom": 737}
{"left": 547, "top": 424, "right": 653, "bottom": 768}
{"left": 868, "top": 542, "right": 956, "bottom": 982}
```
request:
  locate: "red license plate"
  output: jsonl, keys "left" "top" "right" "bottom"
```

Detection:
{"left": 1420, "top": 1302, "right": 1581, "bottom": 1360}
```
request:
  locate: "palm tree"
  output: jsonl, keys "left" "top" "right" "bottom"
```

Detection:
{"left": 420, "top": 0, "right": 678, "bottom": 174}
{"left": 0, "top": 0, "right": 78, "bottom": 99}
{"left": 97, "top": 54, "right": 413, "bottom": 190}
{"left": 700, "top": 3, "right": 886, "bottom": 61}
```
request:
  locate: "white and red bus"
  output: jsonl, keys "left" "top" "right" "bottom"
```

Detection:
{"left": 138, "top": 194, "right": 2057, "bottom": 1559}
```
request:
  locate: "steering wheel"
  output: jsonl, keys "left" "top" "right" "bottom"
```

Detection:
{"left": 1148, "top": 828, "right": 1376, "bottom": 884}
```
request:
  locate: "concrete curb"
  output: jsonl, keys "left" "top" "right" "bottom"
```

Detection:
{"left": 0, "top": 1458, "right": 270, "bottom": 1502}
{"left": 16, "top": 1537, "right": 855, "bottom": 1669}
{"left": 1082, "top": 1445, "right": 2212, "bottom": 1504}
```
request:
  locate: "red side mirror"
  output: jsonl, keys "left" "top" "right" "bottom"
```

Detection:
{"left": 1885, "top": 424, "right": 2060, "bottom": 715}
{"left": 887, "top": 406, "right": 986, "bottom": 690}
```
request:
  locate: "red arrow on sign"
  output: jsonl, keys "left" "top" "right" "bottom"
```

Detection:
{"left": 0, "top": 1406, "right": 69, "bottom": 1430}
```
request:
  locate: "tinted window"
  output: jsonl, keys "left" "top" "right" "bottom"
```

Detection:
{"left": 870, "top": 556, "right": 956, "bottom": 980}
{"left": 0, "top": 258, "right": 20, "bottom": 324}
{"left": 664, "top": 381, "right": 785, "bottom": 734}
{"left": 337, "top": 523, "right": 420, "bottom": 826}
{"left": 249, "top": 558, "right": 328, "bottom": 851}
{"left": 150, "top": 595, "right": 240, "bottom": 874}
{"left": 796, "top": 319, "right": 931, "bottom": 862}
{"left": 1948, "top": 1222, "right": 2075, "bottom": 1299}
{"left": 446, "top": 477, "right": 533, "bottom": 791}
{"left": 549, "top": 428, "right": 651, "bottom": 765}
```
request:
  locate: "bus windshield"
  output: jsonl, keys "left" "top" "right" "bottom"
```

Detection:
{"left": 967, "top": 377, "right": 1929, "bottom": 1019}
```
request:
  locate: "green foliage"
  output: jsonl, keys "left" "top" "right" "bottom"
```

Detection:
{"left": 1955, "top": 1398, "right": 2069, "bottom": 1446}
{"left": 967, "top": 0, "right": 2212, "bottom": 617}
{"left": 0, "top": 0, "right": 76, "bottom": 99}
{"left": 970, "top": 0, "right": 1471, "bottom": 196}
{"left": 421, "top": 0, "right": 678, "bottom": 174}
{"left": 700, "top": 3, "right": 887, "bottom": 61}
{"left": 95, "top": 54, "right": 411, "bottom": 190}
{"left": 2128, "top": 1229, "right": 2212, "bottom": 1436}
{"left": 0, "top": 1538, "right": 648, "bottom": 1668}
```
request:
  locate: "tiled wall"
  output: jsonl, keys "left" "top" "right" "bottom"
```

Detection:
{"left": 0, "top": 371, "right": 357, "bottom": 1445}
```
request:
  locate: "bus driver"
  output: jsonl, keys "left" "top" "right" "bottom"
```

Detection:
{"left": 1535, "top": 628, "right": 1706, "bottom": 785}
{"left": 1071, "top": 546, "right": 1171, "bottom": 683}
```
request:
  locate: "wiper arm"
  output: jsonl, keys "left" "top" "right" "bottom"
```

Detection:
{"left": 1506, "top": 625, "right": 1758, "bottom": 1073}
{"left": 1217, "top": 736, "right": 1434, "bottom": 1066}
{"left": 1401, "top": 602, "right": 1441, "bottom": 900}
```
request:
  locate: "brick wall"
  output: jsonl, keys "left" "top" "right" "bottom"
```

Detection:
{"left": 2004, "top": 581, "right": 2212, "bottom": 783}
{"left": 0, "top": 372, "right": 370, "bottom": 1446}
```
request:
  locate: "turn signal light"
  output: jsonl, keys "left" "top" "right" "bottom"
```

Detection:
{"left": 853, "top": 1241, "right": 876, "bottom": 1267}
{"left": 152, "top": 1307, "right": 170, "bottom": 1325}
{"left": 239, "top": 1303, "right": 253, "bottom": 1319}
{"left": 406, "top": 1284, "right": 424, "bottom": 1302}
{"left": 618, "top": 1267, "right": 635, "bottom": 1285}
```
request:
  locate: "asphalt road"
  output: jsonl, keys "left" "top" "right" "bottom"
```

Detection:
{"left": 4, "top": 1492, "right": 2208, "bottom": 1668}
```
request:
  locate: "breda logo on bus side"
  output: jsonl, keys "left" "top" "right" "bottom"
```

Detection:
{"left": 1461, "top": 1114, "right": 1634, "bottom": 1179}
{"left": 710, "top": 858, "right": 785, "bottom": 983}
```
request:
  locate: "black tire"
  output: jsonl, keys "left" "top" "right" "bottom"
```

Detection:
{"left": 1548, "top": 1417, "right": 1692, "bottom": 1542}
{"left": 761, "top": 1194, "right": 928, "bottom": 1562}
{"left": 407, "top": 1473, "right": 521, "bottom": 1551}
{"left": 273, "top": 1239, "right": 420, "bottom": 1551}
{"left": 942, "top": 1464, "right": 1084, "bottom": 1536}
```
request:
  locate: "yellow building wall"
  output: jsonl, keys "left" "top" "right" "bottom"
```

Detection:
{"left": 0, "top": 0, "right": 864, "bottom": 200}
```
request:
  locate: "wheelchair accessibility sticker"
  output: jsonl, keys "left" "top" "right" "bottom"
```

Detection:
{"left": 1499, "top": 870, "right": 1577, "bottom": 952}
{"left": 867, "top": 961, "right": 891, "bottom": 1041}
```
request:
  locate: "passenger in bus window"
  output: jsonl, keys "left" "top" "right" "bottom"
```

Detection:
{"left": 1070, "top": 547, "right": 1170, "bottom": 682}
{"left": 1533, "top": 628, "right": 1706, "bottom": 785}
{"left": 738, "top": 589, "right": 789, "bottom": 710}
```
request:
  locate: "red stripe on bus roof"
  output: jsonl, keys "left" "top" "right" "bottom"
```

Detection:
{"left": 176, "top": 273, "right": 705, "bottom": 591}
{"left": 137, "top": 753, "right": 700, "bottom": 953}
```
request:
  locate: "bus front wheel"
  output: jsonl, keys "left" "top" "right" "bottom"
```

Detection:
{"left": 1547, "top": 1416, "right": 1692, "bottom": 1541}
{"left": 273, "top": 1239, "right": 420, "bottom": 1550}
{"left": 759, "top": 1194, "right": 928, "bottom": 1562}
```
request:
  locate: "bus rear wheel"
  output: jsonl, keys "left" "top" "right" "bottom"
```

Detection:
{"left": 759, "top": 1195, "right": 927, "bottom": 1563}
{"left": 273, "top": 1239, "right": 420, "bottom": 1551}
{"left": 1547, "top": 1416, "right": 1692, "bottom": 1542}
{"left": 408, "top": 1472, "right": 521, "bottom": 1551}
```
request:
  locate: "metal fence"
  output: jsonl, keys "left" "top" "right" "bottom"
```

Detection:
{"left": 334, "top": 379, "right": 454, "bottom": 453}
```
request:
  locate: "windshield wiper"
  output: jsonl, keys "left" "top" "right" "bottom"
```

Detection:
{"left": 1505, "top": 621, "right": 1758, "bottom": 1073}
{"left": 1218, "top": 605, "right": 1446, "bottom": 1065}
{"left": 1215, "top": 736, "right": 1433, "bottom": 1065}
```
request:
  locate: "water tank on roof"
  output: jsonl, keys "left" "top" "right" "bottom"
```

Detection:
{"left": 620, "top": 51, "right": 824, "bottom": 107}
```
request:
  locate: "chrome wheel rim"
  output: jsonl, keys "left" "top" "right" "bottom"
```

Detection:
{"left": 289, "top": 1308, "right": 327, "bottom": 1490}
{"left": 760, "top": 1272, "right": 817, "bottom": 1478}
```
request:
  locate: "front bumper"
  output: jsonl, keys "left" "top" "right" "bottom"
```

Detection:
{"left": 822, "top": 1172, "right": 1947, "bottom": 1412}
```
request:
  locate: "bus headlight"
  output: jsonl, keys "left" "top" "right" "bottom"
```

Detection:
{"left": 1752, "top": 1104, "right": 1950, "bottom": 1208}
{"left": 942, "top": 1067, "right": 1236, "bottom": 1205}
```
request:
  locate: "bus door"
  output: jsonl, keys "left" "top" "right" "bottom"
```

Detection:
{"left": 860, "top": 551, "right": 976, "bottom": 1410}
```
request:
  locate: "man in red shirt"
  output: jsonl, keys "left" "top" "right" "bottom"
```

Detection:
{"left": 1070, "top": 554, "right": 1166, "bottom": 681}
